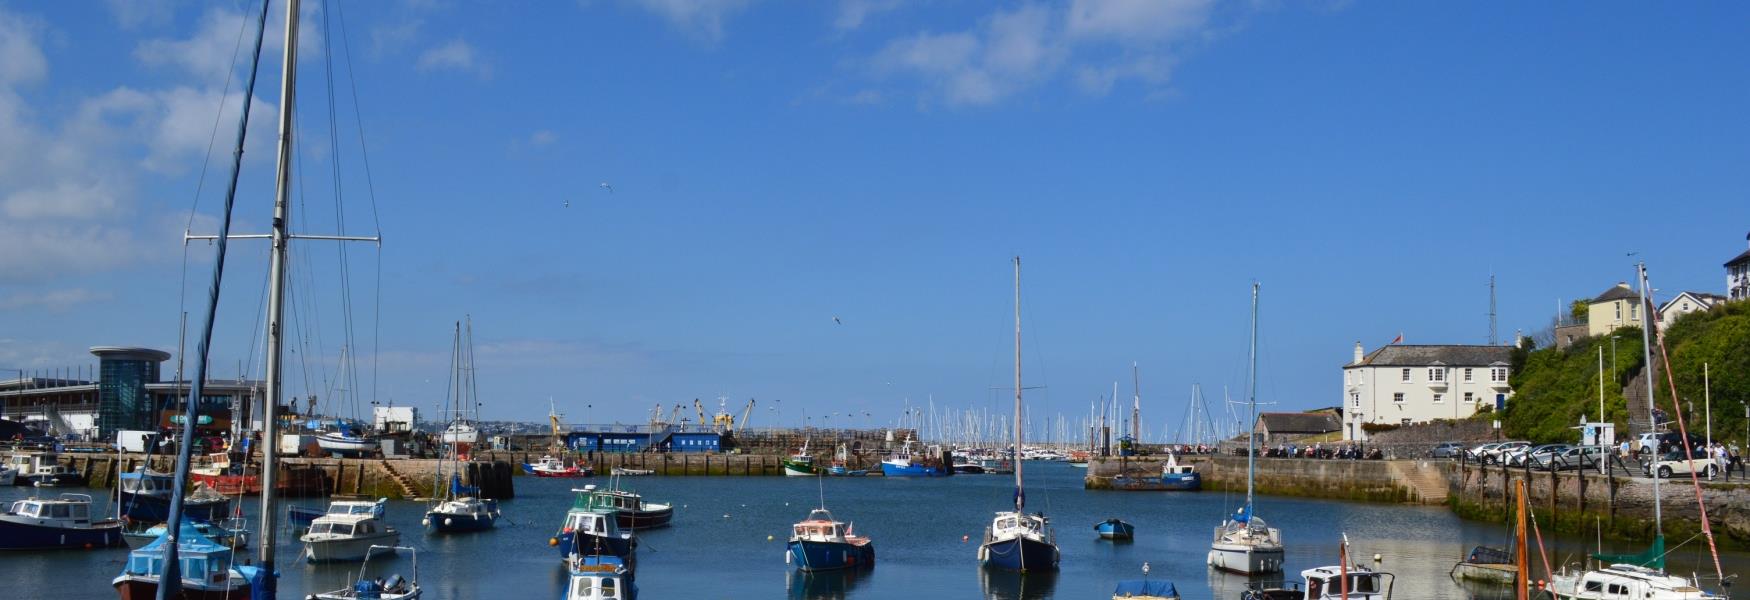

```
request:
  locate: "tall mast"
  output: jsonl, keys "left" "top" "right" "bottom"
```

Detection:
{"left": 1013, "top": 256, "right": 1024, "bottom": 512}
{"left": 257, "top": 1, "right": 299, "bottom": 588}
{"left": 1131, "top": 362, "right": 1141, "bottom": 445}
{"left": 1636, "top": 263, "right": 1660, "bottom": 535}
{"left": 1246, "top": 282, "right": 1260, "bottom": 509}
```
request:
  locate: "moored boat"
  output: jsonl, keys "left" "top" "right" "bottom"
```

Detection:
{"left": 610, "top": 468, "right": 653, "bottom": 476}
{"left": 553, "top": 489, "right": 637, "bottom": 566}
{"left": 587, "top": 480, "right": 674, "bottom": 530}
{"left": 566, "top": 554, "right": 637, "bottom": 600}
{"left": 111, "top": 521, "right": 267, "bottom": 599}
{"left": 117, "top": 468, "right": 232, "bottom": 523}
{"left": 786, "top": 508, "right": 874, "bottom": 572}
{"left": 782, "top": 441, "right": 820, "bottom": 477}
{"left": 1095, "top": 518, "right": 1134, "bottom": 541}
{"left": 300, "top": 513, "right": 400, "bottom": 562}
{"left": 124, "top": 517, "right": 251, "bottom": 551}
{"left": 977, "top": 257, "right": 1060, "bottom": 574}
{"left": 1449, "top": 545, "right": 1516, "bottom": 584}
{"left": 0, "top": 493, "right": 126, "bottom": 550}
{"left": 307, "top": 545, "right": 423, "bottom": 600}
{"left": 879, "top": 438, "right": 948, "bottom": 477}
{"left": 9, "top": 452, "right": 81, "bottom": 486}
{"left": 524, "top": 455, "right": 593, "bottom": 478}
{"left": 1208, "top": 283, "right": 1284, "bottom": 575}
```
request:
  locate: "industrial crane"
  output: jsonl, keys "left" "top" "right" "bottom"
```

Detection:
{"left": 737, "top": 398, "right": 756, "bottom": 433}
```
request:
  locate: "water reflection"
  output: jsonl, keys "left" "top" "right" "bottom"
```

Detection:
{"left": 1207, "top": 567, "right": 1289, "bottom": 598}
{"left": 979, "top": 567, "right": 1059, "bottom": 600}
{"left": 785, "top": 567, "right": 871, "bottom": 600}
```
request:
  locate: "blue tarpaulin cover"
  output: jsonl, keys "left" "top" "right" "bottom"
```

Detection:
{"left": 1113, "top": 580, "right": 1179, "bottom": 598}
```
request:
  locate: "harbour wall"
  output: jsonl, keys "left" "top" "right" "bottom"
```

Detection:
{"left": 473, "top": 450, "right": 893, "bottom": 476}
{"left": 1085, "top": 456, "right": 1451, "bottom": 505}
{"left": 41, "top": 453, "right": 515, "bottom": 500}
{"left": 1451, "top": 463, "right": 1750, "bottom": 550}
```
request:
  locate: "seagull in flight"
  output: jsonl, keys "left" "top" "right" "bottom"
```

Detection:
{"left": 599, "top": 182, "right": 614, "bottom": 194}
{"left": 833, "top": 316, "right": 842, "bottom": 325}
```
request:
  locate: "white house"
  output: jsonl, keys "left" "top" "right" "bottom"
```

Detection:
{"left": 1658, "top": 291, "right": 1725, "bottom": 331}
{"left": 1727, "top": 231, "right": 1750, "bottom": 301}
{"left": 1341, "top": 342, "right": 1515, "bottom": 441}
{"left": 1586, "top": 282, "right": 1644, "bottom": 338}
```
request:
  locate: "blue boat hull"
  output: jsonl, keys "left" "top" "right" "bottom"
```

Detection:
{"left": 879, "top": 463, "right": 947, "bottom": 477}
{"left": 1095, "top": 521, "right": 1134, "bottom": 540}
{"left": 1161, "top": 473, "right": 1201, "bottom": 491}
{"left": 558, "top": 531, "right": 636, "bottom": 561}
{"left": 980, "top": 537, "right": 1059, "bottom": 572}
{"left": 0, "top": 518, "right": 126, "bottom": 550}
{"left": 118, "top": 491, "right": 231, "bottom": 523}
{"left": 426, "top": 510, "right": 496, "bottom": 532}
{"left": 787, "top": 539, "right": 874, "bottom": 572}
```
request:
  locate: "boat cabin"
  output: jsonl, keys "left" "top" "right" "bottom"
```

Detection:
{"left": 791, "top": 510, "right": 850, "bottom": 542}
{"left": 563, "top": 508, "right": 620, "bottom": 538}
{"left": 118, "top": 470, "right": 175, "bottom": 495}
{"left": 327, "top": 500, "right": 386, "bottom": 518}
{"left": 584, "top": 485, "right": 642, "bottom": 513}
{"left": 989, "top": 511, "right": 1049, "bottom": 541}
{"left": 8, "top": 453, "right": 61, "bottom": 476}
{"left": 567, "top": 558, "right": 630, "bottom": 600}
{"left": 1301, "top": 566, "right": 1392, "bottom": 600}
{"left": 307, "top": 515, "right": 388, "bottom": 538}
{"left": 1574, "top": 564, "right": 1717, "bottom": 598}
{"left": 6, "top": 494, "right": 96, "bottom": 525}
{"left": 122, "top": 525, "right": 239, "bottom": 588}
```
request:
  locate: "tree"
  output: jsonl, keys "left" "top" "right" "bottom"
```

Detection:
{"left": 1571, "top": 300, "right": 1590, "bottom": 323}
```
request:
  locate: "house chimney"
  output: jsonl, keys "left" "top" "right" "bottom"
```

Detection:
{"left": 1353, "top": 341, "right": 1364, "bottom": 365}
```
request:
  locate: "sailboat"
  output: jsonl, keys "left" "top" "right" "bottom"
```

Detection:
{"left": 423, "top": 319, "right": 501, "bottom": 534}
{"left": 115, "top": 0, "right": 355, "bottom": 593}
{"left": 1547, "top": 264, "right": 1727, "bottom": 600}
{"left": 1208, "top": 282, "right": 1285, "bottom": 575}
{"left": 976, "top": 257, "right": 1060, "bottom": 573}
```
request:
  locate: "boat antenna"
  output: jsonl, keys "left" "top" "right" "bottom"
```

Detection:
{"left": 157, "top": 2, "right": 271, "bottom": 598}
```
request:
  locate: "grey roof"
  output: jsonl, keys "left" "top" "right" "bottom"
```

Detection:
{"left": 1256, "top": 412, "right": 1340, "bottom": 434}
{"left": 1726, "top": 249, "right": 1750, "bottom": 268}
{"left": 1349, "top": 344, "right": 1513, "bottom": 368}
{"left": 1590, "top": 284, "right": 1639, "bottom": 304}
{"left": 1659, "top": 292, "right": 1726, "bottom": 312}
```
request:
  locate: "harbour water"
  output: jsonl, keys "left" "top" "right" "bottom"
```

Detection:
{"left": 4, "top": 461, "right": 1743, "bottom": 599}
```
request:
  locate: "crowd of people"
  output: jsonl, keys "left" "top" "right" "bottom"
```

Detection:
{"left": 1232, "top": 442, "right": 1384, "bottom": 460}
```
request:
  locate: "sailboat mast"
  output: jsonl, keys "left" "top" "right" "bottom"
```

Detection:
{"left": 256, "top": 0, "right": 298, "bottom": 588}
{"left": 1246, "top": 282, "right": 1260, "bottom": 508}
{"left": 1636, "top": 263, "right": 1660, "bottom": 536}
{"left": 1132, "top": 363, "right": 1141, "bottom": 445}
{"left": 1013, "top": 256, "right": 1024, "bottom": 512}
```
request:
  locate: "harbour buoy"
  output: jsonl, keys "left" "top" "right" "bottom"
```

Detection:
{"left": 549, "top": 538, "right": 559, "bottom": 546}
{"left": 962, "top": 535, "right": 969, "bottom": 542}
{"left": 1373, "top": 553, "right": 1382, "bottom": 562}
{"left": 723, "top": 514, "right": 731, "bottom": 519}
{"left": 767, "top": 535, "right": 774, "bottom": 541}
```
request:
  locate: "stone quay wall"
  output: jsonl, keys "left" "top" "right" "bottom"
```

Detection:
{"left": 1452, "top": 462, "right": 1750, "bottom": 549}
{"left": 43, "top": 453, "right": 515, "bottom": 500}
{"left": 1085, "top": 456, "right": 1447, "bottom": 504}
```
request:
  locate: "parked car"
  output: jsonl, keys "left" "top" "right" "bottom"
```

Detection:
{"left": 1431, "top": 442, "right": 1466, "bottom": 459}
{"left": 1468, "top": 442, "right": 1503, "bottom": 462}
{"left": 1482, "top": 441, "right": 1530, "bottom": 465}
{"left": 1539, "top": 445, "right": 1605, "bottom": 471}
{"left": 1508, "top": 444, "right": 1570, "bottom": 468}
{"left": 1633, "top": 433, "right": 1661, "bottom": 455}
{"left": 1645, "top": 450, "right": 1719, "bottom": 479}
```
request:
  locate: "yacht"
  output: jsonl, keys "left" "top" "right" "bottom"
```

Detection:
{"left": 976, "top": 257, "right": 1060, "bottom": 573}
{"left": 1208, "top": 283, "right": 1284, "bottom": 575}
{"left": 1547, "top": 564, "right": 1726, "bottom": 600}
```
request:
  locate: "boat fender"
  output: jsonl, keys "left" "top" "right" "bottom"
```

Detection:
{"left": 444, "top": 518, "right": 453, "bottom": 526}
{"left": 421, "top": 518, "right": 430, "bottom": 527}
{"left": 785, "top": 551, "right": 791, "bottom": 564}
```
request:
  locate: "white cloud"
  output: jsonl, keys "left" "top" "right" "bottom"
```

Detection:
{"left": 868, "top": 0, "right": 1228, "bottom": 106}
{"left": 629, "top": 0, "right": 754, "bottom": 42}
{"left": 105, "top": 0, "right": 179, "bottom": 29}
{"left": 1065, "top": 0, "right": 1213, "bottom": 44}
{"left": 529, "top": 130, "right": 559, "bottom": 146}
{"left": 0, "top": 9, "right": 48, "bottom": 86}
{"left": 1, "top": 179, "right": 125, "bottom": 220}
{"left": 416, "top": 39, "right": 490, "bottom": 78}
{"left": 371, "top": 19, "right": 424, "bottom": 56}
{"left": 0, "top": 289, "right": 114, "bottom": 312}
{"left": 835, "top": 0, "right": 903, "bottom": 31}
{"left": 873, "top": 5, "right": 1062, "bottom": 106}
{"left": 134, "top": 5, "right": 322, "bottom": 79}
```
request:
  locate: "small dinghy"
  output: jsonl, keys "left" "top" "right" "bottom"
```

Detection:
{"left": 1096, "top": 518, "right": 1135, "bottom": 541}
{"left": 306, "top": 545, "right": 422, "bottom": 600}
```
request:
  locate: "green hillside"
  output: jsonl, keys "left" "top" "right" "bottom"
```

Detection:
{"left": 1502, "top": 300, "right": 1750, "bottom": 444}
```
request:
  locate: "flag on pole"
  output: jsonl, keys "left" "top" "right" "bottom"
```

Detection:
{"left": 1390, "top": 332, "right": 1403, "bottom": 345}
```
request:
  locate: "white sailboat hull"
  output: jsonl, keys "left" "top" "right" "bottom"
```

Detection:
{"left": 302, "top": 531, "right": 400, "bottom": 562}
{"left": 1208, "top": 541, "right": 1284, "bottom": 575}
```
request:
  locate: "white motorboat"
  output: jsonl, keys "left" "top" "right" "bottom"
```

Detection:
{"left": 316, "top": 430, "right": 378, "bottom": 457}
{"left": 300, "top": 513, "right": 400, "bottom": 562}
{"left": 0, "top": 465, "right": 15, "bottom": 486}
{"left": 1547, "top": 564, "right": 1725, "bottom": 600}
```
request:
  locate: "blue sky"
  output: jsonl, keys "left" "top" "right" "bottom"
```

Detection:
{"left": 1, "top": 1, "right": 1746, "bottom": 437}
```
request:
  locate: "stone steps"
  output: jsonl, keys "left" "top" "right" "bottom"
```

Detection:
{"left": 379, "top": 460, "right": 424, "bottom": 500}
{"left": 1391, "top": 460, "right": 1450, "bottom": 504}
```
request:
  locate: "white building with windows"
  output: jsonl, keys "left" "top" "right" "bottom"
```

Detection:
{"left": 1341, "top": 342, "right": 1515, "bottom": 441}
{"left": 1658, "top": 291, "right": 1725, "bottom": 331}
{"left": 1727, "top": 231, "right": 1750, "bottom": 301}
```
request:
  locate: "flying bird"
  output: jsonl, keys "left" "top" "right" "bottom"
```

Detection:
{"left": 599, "top": 182, "right": 614, "bottom": 194}
{"left": 564, "top": 199, "right": 570, "bottom": 208}
{"left": 833, "top": 316, "right": 842, "bottom": 325}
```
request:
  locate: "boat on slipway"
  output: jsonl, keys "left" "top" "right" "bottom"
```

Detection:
{"left": 787, "top": 508, "right": 874, "bottom": 572}
{"left": 0, "top": 493, "right": 126, "bottom": 550}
